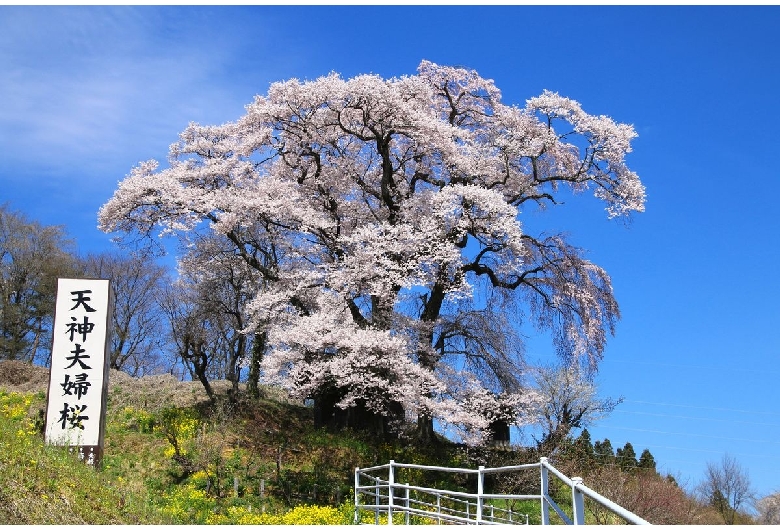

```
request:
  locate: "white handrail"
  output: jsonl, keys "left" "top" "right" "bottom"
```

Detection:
{"left": 354, "top": 457, "right": 651, "bottom": 525}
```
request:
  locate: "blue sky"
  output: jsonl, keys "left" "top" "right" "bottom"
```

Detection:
{"left": 2, "top": 6, "right": 779, "bottom": 500}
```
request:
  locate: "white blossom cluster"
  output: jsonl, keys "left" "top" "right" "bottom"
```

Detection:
{"left": 99, "top": 61, "right": 644, "bottom": 442}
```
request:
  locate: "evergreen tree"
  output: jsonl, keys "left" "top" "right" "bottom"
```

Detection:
{"left": 638, "top": 448, "right": 657, "bottom": 473}
{"left": 710, "top": 489, "right": 731, "bottom": 520}
{"left": 593, "top": 438, "right": 614, "bottom": 465}
{"left": 573, "top": 429, "right": 595, "bottom": 469}
{"left": 616, "top": 442, "right": 638, "bottom": 471}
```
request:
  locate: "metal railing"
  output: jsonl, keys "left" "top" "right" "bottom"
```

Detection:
{"left": 354, "top": 458, "right": 651, "bottom": 525}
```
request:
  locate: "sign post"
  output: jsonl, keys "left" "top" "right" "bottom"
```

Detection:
{"left": 44, "top": 278, "right": 112, "bottom": 467}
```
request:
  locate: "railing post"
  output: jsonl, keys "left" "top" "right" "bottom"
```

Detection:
{"left": 405, "top": 483, "right": 410, "bottom": 525}
{"left": 354, "top": 467, "right": 360, "bottom": 524}
{"left": 388, "top": 459, "right": 395, "bottom": 525}
{"left": 437, "top": 492, "right": 441, "bottom": 525}
{"left": 571, "top": 477, "right": 585, "bottom": 525}
{"left": 477, "top": 465, "right": 484, "bottom": 524}
{"left": 375, "top": 476, "right": 380, "bottom": 525}
{"left": 540, "top": 458, "right": 550, "bottom": 525}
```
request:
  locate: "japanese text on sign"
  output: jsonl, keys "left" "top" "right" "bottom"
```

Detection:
{"left": 45, "top": 279, "right": 111, "bottom": 463}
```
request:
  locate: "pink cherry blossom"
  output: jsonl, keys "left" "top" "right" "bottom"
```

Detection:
{"left": 99, "top": 61, "right": 644, "bottom": 441}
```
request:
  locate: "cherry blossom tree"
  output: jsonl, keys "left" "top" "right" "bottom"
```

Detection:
{"left": 530, "top": 363, "right": 623, "bottom": 453}
{"left": 99, "top": 61, "right": 644, "bottom": 443}
{"left": 756, "top": 490, "right": 780, "bottom": 525}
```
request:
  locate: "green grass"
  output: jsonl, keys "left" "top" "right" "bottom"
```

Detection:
{"left": 0, "top": 390, "right": 172, "bottom": 524}
{"left": 2, "top": 385, "right": 540, "bottom": 524}
{"left": 1, "top": 380, "right": 699, "bottom": 525}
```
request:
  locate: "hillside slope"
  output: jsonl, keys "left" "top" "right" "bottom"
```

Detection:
{"left": 0, "top": 360, "right": 732, "bottom": 524}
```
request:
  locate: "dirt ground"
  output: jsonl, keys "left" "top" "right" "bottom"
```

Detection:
{"left": 0, "top": 360, "right": 51, "bottom": 394}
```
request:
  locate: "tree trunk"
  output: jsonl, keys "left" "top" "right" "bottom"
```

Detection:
{"left": 314, "top": 384, "right": 402, "bottom": 441}
{"left": 226, "top": 334, "right": 244, "bottom": 403}
{"left": 194, "top": 367, "right": 215, "bottom": 403}
{"left": 411, "top": 279, "right": 448, "bottom": 446}
{"left": 415, "top": 413, "right": 438, "bottom": 445}
{"left": 186, "top": 339, "right": 215, "bottom": 404}
{"left": 247, "top": 331, "right": 265, "bottom": 399}
{"left": 489, "top": 419, "right": 511, "bottom": 448}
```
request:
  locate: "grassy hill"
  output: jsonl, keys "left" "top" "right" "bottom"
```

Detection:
{"left": 0, "top": 360, "right": 370, "bottom": 524}
{"left": 0, "top": 360, "right": 735, "bottom": 525}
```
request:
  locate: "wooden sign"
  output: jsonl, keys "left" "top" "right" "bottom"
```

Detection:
{"left": 44, "top": 278, "right": 112, "bottom": 466}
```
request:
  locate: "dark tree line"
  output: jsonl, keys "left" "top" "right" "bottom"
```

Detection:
{"left": 560, "top": 428, "right": 658, "bottom": 474}
{"left": 0, "top": 204, "right": 78, "bottom": 364}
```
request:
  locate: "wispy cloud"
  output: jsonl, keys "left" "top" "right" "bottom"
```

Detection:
{"left": 0, "top": 6, "right": 274, "bottom": 178}
{"left": 0, "top": 6, "right": 287, "bottom": 248}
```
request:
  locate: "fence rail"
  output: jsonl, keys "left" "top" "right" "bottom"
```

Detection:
{"left": 354, "top": 458, "right": 651, "bottom": 525}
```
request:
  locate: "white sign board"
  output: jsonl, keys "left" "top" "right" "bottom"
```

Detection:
{"left": 45, "top": 278, "right": 112, "bottom": 465}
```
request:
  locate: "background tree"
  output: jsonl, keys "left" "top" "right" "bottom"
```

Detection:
{"left": 756, "top": 490, "right": 780, "bottom": 524}
{"left": 160, "top": 279, "right": 218, "bottom": 403}
{"left": 98, "top": 61, "right": 645, "bottom": 443}
{"left": 638, "top": 448, "right": 657, "bottom": 473}
{"left": 161, "top": 236, "right": 265, "bottom": 403}
{"left": 0, "top": 204, "right": 78, "bottom": 364}
{"left": 555, "top": 428, "right": 596, "bottom": 472}
{"left": 531, "top": 363, "right": 622, "bottom": 453}
{"left": 698, "top": 453, "right": 754, "bottom": 524}
{"left": 593, "top": 438, "right": 615, "bottom": 466}
{"left": 584, "top": 465, "right": 702, "bottom": 524}
{"left": 176, "top": 233, "right": 265, "bottom": 400}
{"left": 616, "top": 441, "right": 638, "bottom": 472}
{"left": 79, "top": 251, "right": 169, "bottom": 376}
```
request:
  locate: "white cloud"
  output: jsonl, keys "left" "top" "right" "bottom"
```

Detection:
{"left": 0, "top": 6, "right": 288, "bottom": 252}
{"left": 0, "top": 6, "right": 275, "bottom": 177}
